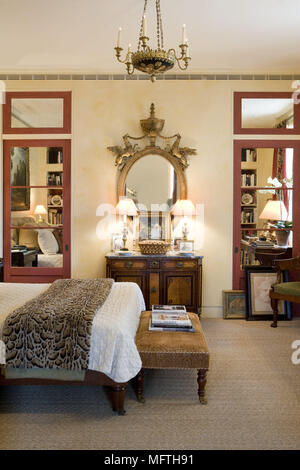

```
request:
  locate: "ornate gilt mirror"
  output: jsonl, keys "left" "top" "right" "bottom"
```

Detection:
{"left": 108, "top": 104, "right": 196, "bottom": 208}
{"left": 108, "top": 104, "right": 196, "bottom": 243}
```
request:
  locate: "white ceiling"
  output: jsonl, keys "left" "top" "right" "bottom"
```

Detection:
{"left": 1, "top": 0, "right": 300, "bottom": 74}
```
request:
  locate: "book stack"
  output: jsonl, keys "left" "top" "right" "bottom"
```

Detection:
{"left": 251, "top": 240, "right": 274, "bottom": 247}
{"left": 149, "top": 305, "right": 195, "bottom": 332}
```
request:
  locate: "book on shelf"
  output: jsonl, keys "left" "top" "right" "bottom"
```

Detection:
{"left": 152, "top": 305, "right": 186, "bottom": 314}
{"left": 149, "top": 319, "right": 195, "bottom": 333}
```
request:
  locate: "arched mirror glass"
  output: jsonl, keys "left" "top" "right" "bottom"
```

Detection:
{"left": 124, "top": 154, "right": 179, "bottom": 211}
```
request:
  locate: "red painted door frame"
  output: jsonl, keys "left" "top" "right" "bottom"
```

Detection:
{"left": 3, "top": 139, "right": 71, "bottom": 283}
{"left": 233, "top": 139, "right": 300, "bottom": 290}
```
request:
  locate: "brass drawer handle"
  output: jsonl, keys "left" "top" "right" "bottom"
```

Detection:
{"left": 125, "top": 261, "right": 133, "bottom": 268}
{"left": 176, "top": 261, "right": 184, "bottom": 268}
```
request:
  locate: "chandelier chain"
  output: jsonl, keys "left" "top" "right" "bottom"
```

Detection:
{"left": 156, "top": 0, "right": 164, "bottom": 50}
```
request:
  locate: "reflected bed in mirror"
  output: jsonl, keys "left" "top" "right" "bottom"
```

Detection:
{"left": 125, "top": 154, "right": 179, "bottom": 211}
{"left": 9, "top": 144, "right": 65, "bottom": 270}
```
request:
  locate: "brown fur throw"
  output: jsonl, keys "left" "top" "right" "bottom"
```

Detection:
{"left": 2, "top": 278, "right": 114, "bottom": 370}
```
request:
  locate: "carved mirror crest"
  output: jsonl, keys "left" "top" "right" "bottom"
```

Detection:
{"left": 108, "top": 104, "right": 196, "bottom": 204}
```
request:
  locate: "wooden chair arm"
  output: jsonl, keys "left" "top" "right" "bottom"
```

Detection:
{"left": 273, "top": 255, "right": 300, "bottom": 272}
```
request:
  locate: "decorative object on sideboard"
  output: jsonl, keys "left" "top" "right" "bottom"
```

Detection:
{"left": 259, "top": 199, "right": 292, "bottom": 246}
{"left": 138, "top": 240, "right": 170, "bottom": 255}
{"left": 178, "top": 239, "right": 194, "bottom": 255}
{"left": 115, "top": 198, "right": 138, "bottom": 251}
{"left": 171, "top": 199, "right": 196, "bottom": 241}
{"left": 34, "top": 204, "right": 47, "bottom": 223}
{"left": 111, "top": 233, "right": 123, "bottom": 252}
{"left": 114, "top": 0, "right": 191, "bottom": 82}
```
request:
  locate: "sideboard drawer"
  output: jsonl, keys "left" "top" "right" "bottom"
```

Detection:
{"left": 110, "top": 259, "right": 147, "bottom": 270}
{"left": 161, "top": 259, "right": 198, "bottom": 270}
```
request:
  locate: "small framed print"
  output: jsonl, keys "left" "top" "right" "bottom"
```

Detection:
{"left": 244, "top": 265, "right": 291, "bottom": 321}
{"left": 223, "top": 290, "right": 246, "bottom": 319}
{"left": 178, "top": 240, "right": 194, "bottom": 253}
{"left": 111, "top": 233, "right": 123, "bottom": 252}
{"left": 174, "top": 238, "right": 183, "bottom": 251}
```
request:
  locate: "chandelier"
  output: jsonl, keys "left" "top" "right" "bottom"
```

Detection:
{"left": 114, "top": 0, "right": 191, "bottom": 82}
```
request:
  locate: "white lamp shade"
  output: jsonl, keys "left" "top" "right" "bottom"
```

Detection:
{"left": 259, "top": 200, "right": 288, "bottom": 221}
{"left": 171, "top": 199, "right": 196, "bottom": 216}
{"left": 34, "top": 204, "right": 47, "bottom": 215}
{"left": 115, "top": 198, "right": 138, "bottom": 216}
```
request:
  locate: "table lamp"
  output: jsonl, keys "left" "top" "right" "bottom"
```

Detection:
{"left": 259, "top": 199, "right": 289, "bottom": 245}
{"left": 34, "top": 204, "right": 47, "bottom": 223}
{"left": 171, "top": 199, "right": 196, "bottom": 240}
{"left": 115, "top": 198, "right": 138, "bottom": 251}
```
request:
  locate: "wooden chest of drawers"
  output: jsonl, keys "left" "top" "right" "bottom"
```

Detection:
{"left": 106, "top": 253, "right": 203, "bottom": 315}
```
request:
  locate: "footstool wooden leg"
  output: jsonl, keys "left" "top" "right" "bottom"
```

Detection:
{"left": 197, "top": 369, "right": 208, "bottom": 405}
{"left": 136, "top": 368, "right": 145, "bottom": 403}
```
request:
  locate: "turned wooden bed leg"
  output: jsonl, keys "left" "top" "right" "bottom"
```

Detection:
{"left": 271, "top": 298, "right": 278, "bottom": 328}
{"left": 197, "top": 369, "right": 208, "bottom": 405}
{"left": 135, "top": 368, "right": 145, "bottom": 403}
{"left": 111, "top": 384, "right": 127, "bottom": 415}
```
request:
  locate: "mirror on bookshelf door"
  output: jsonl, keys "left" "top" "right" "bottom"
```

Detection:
{"left": 10, "top": 146, "right": 64, "bottom": 268}
{"left": 240, "top": 147, "right": 293, "bottom": 266}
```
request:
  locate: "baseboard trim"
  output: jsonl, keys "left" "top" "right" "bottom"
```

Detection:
{"left": 201, "top": 306, "right": 223, "bottom": 319}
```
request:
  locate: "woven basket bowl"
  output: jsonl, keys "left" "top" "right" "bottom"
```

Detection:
{"left": 138, "top": 240, "right": 170, "bottom": 255}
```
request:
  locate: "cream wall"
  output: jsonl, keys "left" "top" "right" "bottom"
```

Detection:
{"left": 0, "top": 79, "right": 296, "bottom": 317}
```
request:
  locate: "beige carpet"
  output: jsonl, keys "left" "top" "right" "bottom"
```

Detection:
{"left": 0, "top": 318, "right": 299, "bottom": 450}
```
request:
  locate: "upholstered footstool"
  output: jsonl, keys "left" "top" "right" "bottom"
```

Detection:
{"left": 134, "top": 311, "right": 210, "bottom": 404}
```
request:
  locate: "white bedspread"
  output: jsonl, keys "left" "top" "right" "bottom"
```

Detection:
{"left": 0, "top": 282, "right": 145, "bottom": 383}
{"left": 37, "top": 254, "right": 63, "bottom": 267}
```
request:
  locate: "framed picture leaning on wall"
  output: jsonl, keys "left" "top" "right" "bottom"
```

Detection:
{"left": 244, "top": 265, "right": 291, "bottom": 321}
{"left": 223, "top": 290, "right": 246, "bottom": 319}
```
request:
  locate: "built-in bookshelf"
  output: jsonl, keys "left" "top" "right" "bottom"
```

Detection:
{"left": 46, "top": 148, "right": 63, "bottom": 226}
{"left": 241, "top": 148, "right": 257, "bottom": 233}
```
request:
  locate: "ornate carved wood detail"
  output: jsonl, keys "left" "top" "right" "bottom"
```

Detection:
{"left": 108, "top": 103, "right": 196, "bottom": 170}
{"left": 108, "top": 103, "right": 196, "bottom": 200}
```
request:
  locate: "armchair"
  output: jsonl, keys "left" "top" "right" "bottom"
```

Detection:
{"left": 269, "top": 254, "right": 300, "bottom": 328}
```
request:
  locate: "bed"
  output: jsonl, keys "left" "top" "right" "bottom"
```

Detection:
{"left": 0, "top": 281, "right": 145, "bottom": 414}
